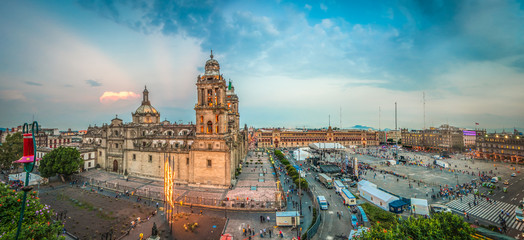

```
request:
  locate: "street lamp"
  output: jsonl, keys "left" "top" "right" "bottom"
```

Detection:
{"left": 14, "top": 122, "right": 40, "bottom": 240}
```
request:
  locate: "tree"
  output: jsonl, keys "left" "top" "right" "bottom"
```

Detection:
{"left": 359, "top": 212, "right": 475, "bottom": 239}
{"left": 39, "top": 147, "right": 83, "bottom": 181}
{"left": 0, "top": 183, "right": 64, "bottom": 239}
{"left": 0, "top": 132, "right": 23, "bottom": 172}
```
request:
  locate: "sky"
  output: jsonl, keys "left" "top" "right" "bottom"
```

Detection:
{"left": 0, "top": 0, "right": 523, "bottom": 132}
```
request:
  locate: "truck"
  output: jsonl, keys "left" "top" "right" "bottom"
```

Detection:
{"left": 433, "top": 160, "right": 449, "bottom": 168}
{"left": 318, "top": 173, "right": 333, "bottom": 189}
{"left": 318, "top": 196, "right": 329, "bottom": 210}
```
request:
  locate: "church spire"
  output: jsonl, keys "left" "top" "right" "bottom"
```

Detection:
{"left": 210, "top": 49, "right": 213, "bottom": 59}
{"left": 142, "top": 86, "right": 150, "bottom": 105}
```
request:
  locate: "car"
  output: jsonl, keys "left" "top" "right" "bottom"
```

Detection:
{"left": 511, "top": 173, "right": 516, "bottom": 177}
{"left": 351, "top": 214, "right": 358, "bottom": 228}
{"left": 430, "top": 204, "right": 452, "bottom": 213}
{"left": 504, "top": 180, "right": 509, "bottom": 185}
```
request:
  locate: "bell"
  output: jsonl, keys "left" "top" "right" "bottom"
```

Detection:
{"left": 14, "top": 133, "right": 39, "bottom": 163}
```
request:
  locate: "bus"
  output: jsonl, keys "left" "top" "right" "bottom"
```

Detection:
{"left": 318, "top": 196, "right": 328, "bottom": 210}
{"left": 334, "top": 180, "right": 345, "bottom": 193}
{"left": 341, "top": 188, "right": 356, "bottom": 206}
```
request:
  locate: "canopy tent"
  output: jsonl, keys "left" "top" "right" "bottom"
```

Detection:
{"left": 389, "top": 199, "right": 409, "bottom": 213}
{"left": 411, "top": 198, "right": 430, "bottom": 216}
{"left": 293, "top": 147, "right": 311, "bottom": 161}
{"left": 309, "top": 142, "right": 346, "bottom": 151}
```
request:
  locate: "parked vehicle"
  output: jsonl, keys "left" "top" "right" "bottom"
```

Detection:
{"left": 351, "top": 214, "right": 358, "bottom": 228}
{"left": 429, "top": 204, "right": 452, "bottom": 213}
{"left": 318, "top": 196, "right": 329, "bottom": 210}
{"left": 318, "top": 173, "right": 333, "bottom": 189}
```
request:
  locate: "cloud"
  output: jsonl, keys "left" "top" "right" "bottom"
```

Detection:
{"left": 304, "top": 4, "right": 312, "bottom": 10}
{"left": 24, "top": 81, "right": 42, "bottom": 86}
{"left": 0, "top": 90, "right": 27, "bottom": 101}
{"left": 85, "top": 79, "right": 102, "bottom": 87}
{"left": 99, "top": 91, "right": 140, "bottom": 103}
{"left": 320, "top": 3, "right": 328, "bottom": 12}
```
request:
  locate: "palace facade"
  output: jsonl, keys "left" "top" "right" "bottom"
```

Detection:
{"left": 255, "top": 127, "right": 379, "bottom": 148}
{"left": 82, "top": 52, "right": 248, "bottom": 188}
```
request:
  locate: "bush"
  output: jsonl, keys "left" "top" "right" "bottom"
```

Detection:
{"left": 0, "top": 183, "right": 64, "bottom": 239}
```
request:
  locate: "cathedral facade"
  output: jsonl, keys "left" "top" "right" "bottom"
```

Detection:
{"left": 83, "top": 53, "right": 248, "bottom": 188}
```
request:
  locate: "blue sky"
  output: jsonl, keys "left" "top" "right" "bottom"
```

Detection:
{"left": 0, "top": 0, "right": 523, "bottom": 131}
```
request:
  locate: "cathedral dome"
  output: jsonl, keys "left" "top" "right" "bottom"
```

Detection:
{"left": 135, "top": 104, "right": 158, "bottom": 114}
{"left": 204, "top": 50, "right": 220, "bottom": 75}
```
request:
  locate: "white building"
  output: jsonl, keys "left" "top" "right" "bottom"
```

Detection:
{"left": 358, "top": 180, "right": 399, "bottom": 211}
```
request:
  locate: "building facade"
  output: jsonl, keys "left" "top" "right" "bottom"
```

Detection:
{"left": 401, "top": 125, "right": 469, "bottom": 152}
{"left": 255, "top": 126, "right": 379, "bottom": 148}
{"left": 82, "top": 53, "right": 248, "bottom": 188}
{"left": 476, "top": 131, "right": 523, "bottom": 163}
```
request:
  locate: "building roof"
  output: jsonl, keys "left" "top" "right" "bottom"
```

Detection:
{"left": 389, "top": 199, "right": 409, "bottom": 208}
{"left": 276, "top": 211, "right": 300, "bottom": 217}
{"left": 309, "top": 142, "right": 346, "bottom": 150}
{"left": 360, "top": 185, "right": 399, "bottom": 203}
{"left": 358, "top": 180, "right": 377, "bottom": 189}
{"left": 135, "top": 104, "right": 158, "bottom": 114}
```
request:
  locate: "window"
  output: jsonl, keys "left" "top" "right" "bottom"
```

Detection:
{"left": 115, "top": 143, "right": 119, "bottom": 148}
{"left": 200, "top": 115, "right": 203, "bottom": 123}
{"left": 133, "top": 154, "right": 136, "bottom": 161}
{"left": 149, "top": 155, "right": 153, "bottom": 163}
{"left": 114, "top": 130, "right": 118, "bottom": 136}
{"left": 186, "top": 158, "right": 189, "bottom": 165}
{"left": 216, "top": 115, "right": 219, "bottom": 122}
{"left": 200, "top": 126, "right": 204, "bottom": 133}
{"left": 142, "top": 142, "right": 146, "bottom": 147}
{"left": 207, "top": 121, "right": 213, "bottom": 134}
{"left": 216, "top": 126, "right": 219, "bottom": 133}
{"left": 207, "top": 160, "right": 212, "bottom": 167}
{"left": 88, "top": 162, "right": 91, "bottom": 168}
{"left": 99, "top": 151, "right": 102, "bottom": 156}
{"left": 208, "top": 144, "right": 212, "bottom": 150}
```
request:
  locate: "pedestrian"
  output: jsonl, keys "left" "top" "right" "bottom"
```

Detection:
{"left": 269, "top": 229, "right": 272, "bottom": 238}
{"left": 267, "top": 216, "right": 270, "bottom": 222}
{"left": 243, "top": 228, "right": 246, "bottom": 236}
{"left": 200, "top": 210, "right": 203, "bottom": 215}
{"left": 279, "top": 230, "right": 283, "bottom": 238}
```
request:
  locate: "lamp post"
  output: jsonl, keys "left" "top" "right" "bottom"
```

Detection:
{"left": 14, "top": 121, "right": 40, "bottom": 240}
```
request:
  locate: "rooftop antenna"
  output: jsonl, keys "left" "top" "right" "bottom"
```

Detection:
{"left": 423, "top": 92, "right": 426, "bottom": 130}
{"left": 395, "top": 102, "right": 397, "bottom": 131}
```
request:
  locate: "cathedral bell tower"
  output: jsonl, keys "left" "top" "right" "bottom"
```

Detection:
{"left": 195, "top": 51, "right": 228, "bottom": 136}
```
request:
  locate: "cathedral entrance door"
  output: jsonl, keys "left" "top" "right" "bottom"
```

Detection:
{"left": 113, "top": 160, "right": 118, "bottom": 172}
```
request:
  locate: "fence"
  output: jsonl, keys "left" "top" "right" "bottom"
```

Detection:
{"left": 74, "top": 175, "right": 283, "bottom": 211}
{"left": 305, "top": 189, "right": 322, "bottom": 240}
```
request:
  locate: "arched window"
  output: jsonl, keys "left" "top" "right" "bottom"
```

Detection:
{"left": 114, "top": 130, "right": 118, "bottom": 136}
{"left": 207, "top": 121, "right": 213, "bottom": 134}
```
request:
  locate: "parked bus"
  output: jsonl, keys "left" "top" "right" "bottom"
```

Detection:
{"left": 334, "top": 180, "right": 345, "bottom": 193}
{"left": 318, "top": 196, "right": 328, "bottom": 210}
{"left": 341, "top": 188, "right": 357, "bottom": 206}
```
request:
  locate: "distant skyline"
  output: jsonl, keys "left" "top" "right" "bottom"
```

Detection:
{"left": 1, "top": 0, "right": 523, "bottom": 131}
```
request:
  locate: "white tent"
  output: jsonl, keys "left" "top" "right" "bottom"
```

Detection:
{"left": 411, "top": 198, "right": 430, "bottom": 216}
{"left": 293, "top": 147, "right": 311, "bottom": 161}
{"left": 9, "top": 172, "right": 44, "bottom": 186}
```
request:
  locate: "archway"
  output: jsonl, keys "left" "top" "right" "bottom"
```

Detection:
{"left": 113, "top": 160, "right": 118, "bottom": 172}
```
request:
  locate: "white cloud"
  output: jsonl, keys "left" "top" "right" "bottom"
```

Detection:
{"left": 304, "top": 4, "right": 312, "bottom": 10}
{"left": 99, "top": 91, "right": 140, "bottom": 103}
{"left": 0, "top": 90, "right": 26, "bottom": 101}
{"left": 320, "top": 3, "right": 328, "bottom": 12}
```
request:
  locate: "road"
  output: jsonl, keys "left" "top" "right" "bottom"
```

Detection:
{"left": 284, "top": 152, "right": 353, "bottom": 240}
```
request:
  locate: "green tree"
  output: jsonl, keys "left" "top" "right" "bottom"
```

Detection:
{"left": 0, "top": 183, "right": 64, "bottom": 239}
{"left": 0, "top": 132, "right": 23, "bottom": 172}
{"left": 39, "top": 147, "right": 83, "bottom": 181}
{"left": 359, "top": 212, "right": 475, "bottom": 240}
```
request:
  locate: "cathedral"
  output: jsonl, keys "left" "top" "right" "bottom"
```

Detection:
{"left": 83, "top": 52, "right": 248, "bottom": 188}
